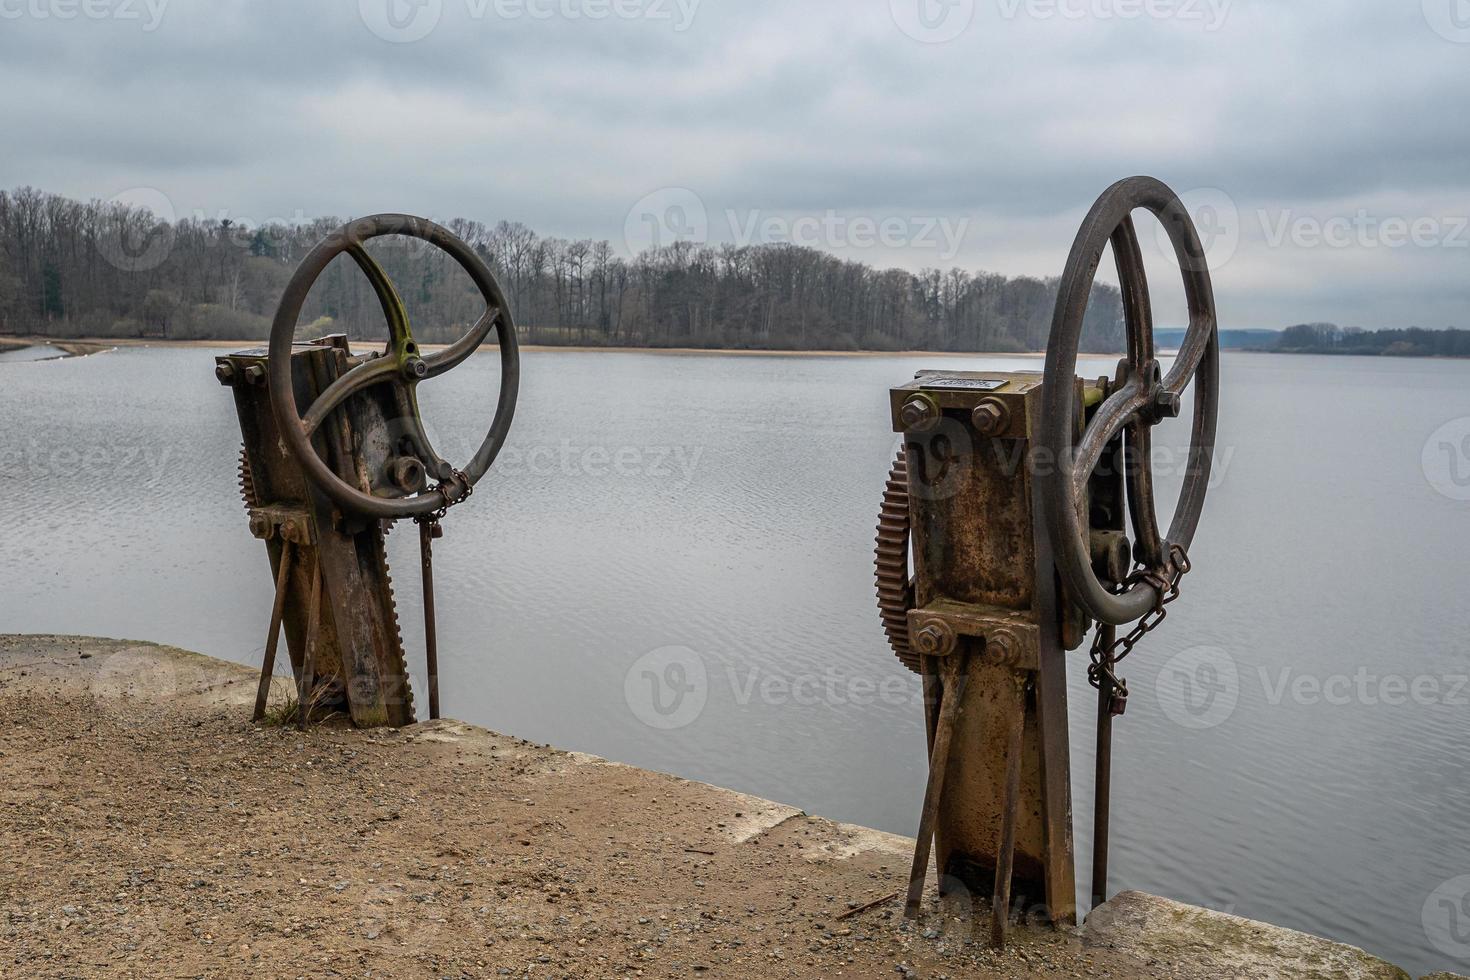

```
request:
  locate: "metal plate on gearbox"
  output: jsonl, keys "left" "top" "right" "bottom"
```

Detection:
{"left": 919, "top": 377, "right": 1008, "bottom": 391}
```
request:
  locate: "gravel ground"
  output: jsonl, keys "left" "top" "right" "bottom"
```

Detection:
{"left": 0, "top": 635, "right": 1174, "bottom": 979}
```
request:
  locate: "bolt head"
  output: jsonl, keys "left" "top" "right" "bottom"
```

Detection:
{"left": 899, "top": 395, "right": 940, "bottom": 432}
{"left": 1151, "top": 388, "right": 1182, "bottom": 420}
{"left": 243, "top": 364, "right": 267, "bottom": 386}
{"left": 403, "top": 357, "right": 428, "bottom": 381}
{"left": 388, "top": 456, "right": 427, "bottom": 494}
{"left": 215, "top": 362, "right": 237, "bottom": 386}
{"left": 986, "top": 629, "right": 1020, "bottom": 662}
{"left": 913, "top": 621, "right": 957, "bottom": 657}
{"left": 971, "top": 398, "right": 1008, "bottom": 436}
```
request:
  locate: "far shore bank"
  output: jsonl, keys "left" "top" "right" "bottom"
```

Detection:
{"left": 1, "top": 334, "right": 1053, "bottom": 358}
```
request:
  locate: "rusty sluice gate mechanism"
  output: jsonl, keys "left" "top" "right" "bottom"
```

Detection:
{"left": 875, "top": 176, "right": 1220, "bottom": 947}
{"left": 217, "top": 214, "right": 519, "bottom": 729}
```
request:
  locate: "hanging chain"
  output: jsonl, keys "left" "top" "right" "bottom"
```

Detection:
{"left": 1087, "top": 542, "right": 1191, "bottom": 717}
{"left": 415, "top": 469, "right": 473, "bottom": 526}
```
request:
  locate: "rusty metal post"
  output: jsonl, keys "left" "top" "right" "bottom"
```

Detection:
{"left": 991, "top": 678, "right": 1028, "bottom": 948}
{"left": 1091, "top": 623, "right": 1117, "bottom": 910}
{"left": 254, "top": 543, "right": 296, "bottom": 721}
{"left": 298, "top": 559, "right": 322, "bottom": 731}
{"left": 905, "top": 653, "right": 968, "bottom": 918}
{"left": 419, "top": 520, "right": 441, "bottom": 721}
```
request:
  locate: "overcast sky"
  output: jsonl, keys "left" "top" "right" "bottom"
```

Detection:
{"left": 1, "top": 0, "right": 1467, "bottom": 329}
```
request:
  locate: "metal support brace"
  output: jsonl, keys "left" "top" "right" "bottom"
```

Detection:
{"left": 905, "top": 652, "right": 968, "bottom": 918}
{"left": 254, "top": 543, "right": 296, "bottom": 722}
{"left": 419, "top": 519, "right": 442, "bottom": 721}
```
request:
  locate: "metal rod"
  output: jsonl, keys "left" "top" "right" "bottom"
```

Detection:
{"left": 420, "top": 520, "right": 440, "bottom": 721}
{"left": 253, "top": 543, "right": 295, "bottom": 722}
{"left": 1091, "top": 623, "right": 1117, "bottom": 911}
{"left": 991, "top": 678, "right": 1027, "bottom": 949}
{"left": 298, "top": 557, "right": 322, "bottom": 731}
{"left": 905, "top": 654, "right": 967, "bottom": 918}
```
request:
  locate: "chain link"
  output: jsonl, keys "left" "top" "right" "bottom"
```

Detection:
{"left": 1087, "top": 542, "right": 1191, "bottom": 717}
{"left": 415, "top": 469, "right": 473, "bottom": 526}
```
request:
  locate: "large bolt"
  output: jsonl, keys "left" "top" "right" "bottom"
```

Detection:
{"left": 1151, "top": 387, "right": 1182, "bottom": 421}
{"left": 1090, "top": 530, "right": 1132, "bottom": 584}
{"left": 986, "top": 629, "right": 1020, "bottom": 665}
{"left": 243, "top": 364, "right": 267, "bottom": 387}
{"left": 403, "top": 357, "right": 428, "bottom": 381}
{"left": 913, "top": 620, "right": 957, "bottom": 657}
{"left": 388, "top": 456, "right": 427, "bottom": 494}
{"left": 971, "top": 397, "right": 1009, "bottom": 437}
{"left": 899, "top": 394, "right": 940, "bottom": 432}
{"left": 248, "top": 512, "right": 273, "bottom": 540}
{"left": 215, "top": 362, "right": 237, "bottom": 386}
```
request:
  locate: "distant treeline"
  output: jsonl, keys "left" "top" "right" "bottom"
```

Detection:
{"left": 0, "top": 186, "right": 1129, "bottom": 352}
{"left": 1274, "top": 322, "right": 1470, "bottom": 358}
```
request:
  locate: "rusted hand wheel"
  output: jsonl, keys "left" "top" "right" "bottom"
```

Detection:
{"left": 1038, "top": 177, "right": 1220, "bottom": 626}
{"left": 268, "top": 214, "right": 520, "bottom": 521}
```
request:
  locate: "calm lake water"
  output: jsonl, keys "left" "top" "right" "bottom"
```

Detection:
{"left": 1, "top": 346, "right": 1466, "bottom": 975}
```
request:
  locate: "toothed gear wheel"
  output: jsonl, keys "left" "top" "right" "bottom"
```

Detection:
{"left": 239, "top": 446, "right": 259, "bottom": 510}
{"left": 875, "top": 447, "right": 920, "bottom": 674}
{"left": 376, "top": 540, "right": 416, "bottom": 720}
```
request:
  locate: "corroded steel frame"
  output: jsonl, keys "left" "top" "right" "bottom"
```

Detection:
{"left": 889, "top": 370, "right": 1092, "bottom": 938}
{"left": 220, "top": 336, "right": 416, "bottom": 727}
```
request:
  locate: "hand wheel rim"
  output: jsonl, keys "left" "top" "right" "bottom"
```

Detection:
{"left": 1039, "top": 176, "right": 1220, "bottom": 626}
{"left": 268, "top": 213, "right": 520, "bottom": 520}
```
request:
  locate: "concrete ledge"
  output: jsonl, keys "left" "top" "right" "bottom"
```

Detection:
{"left": 1085, "top": 891, "right": 1410, "bottom": 980}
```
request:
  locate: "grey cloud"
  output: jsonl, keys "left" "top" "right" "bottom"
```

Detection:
{"left": 0, "top": 0, "right": 1465, "bottom": 328}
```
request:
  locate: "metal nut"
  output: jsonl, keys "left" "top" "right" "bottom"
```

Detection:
{"left": 247, "top": 512, "right": 273, "bottom": 540}
{"left": 388, "top": 456, "right": 427, "bottom": 494}
{"left": 215, "top": 362, "right": 237, "bottom": 386}
{"left": 1090, "top": 530, "right": 1132, "bottom": 584}
{"left": 985, "top": 629, "right": 1020, "bottom": 664}
{"left": 243, "top": 364, "right": 267, "bottom": 386}
{"left": 1151, "top": 387, "right": 1182, "bottom": 420}
{"left": 971, "top": 397, "right": 1009, "bottom": 437}
{"left": 913, "top": 621, "right": 957, "bottom": 657}
{"left": 403, "top": 357, "right": 429, "bottom": 381}
{"left": 899, "top": 394, "right": 940, "bottom": 432}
